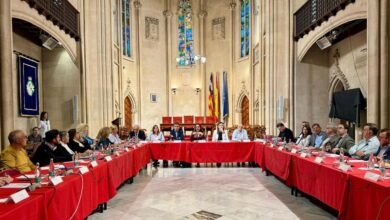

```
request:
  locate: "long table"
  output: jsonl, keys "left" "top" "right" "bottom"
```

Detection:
{"left": 1, "top": 142, "right": 390, "bottom": 220}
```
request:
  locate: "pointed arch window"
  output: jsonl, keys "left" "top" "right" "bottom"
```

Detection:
{"left": 122, "top": 0, "right": 131, "bottom": 57}
{"left": 177, "top": 0, "right": 194, "bottom": 66}
{"left": 240, "top": 0, "right": 250, "bottom": 58}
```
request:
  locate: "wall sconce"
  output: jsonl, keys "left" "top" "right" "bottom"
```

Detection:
{"left": 171, "top": 88, "right": 177, "bottom": 95}
{"left": 195, "top": 88, "right": 201, "bottom": 95}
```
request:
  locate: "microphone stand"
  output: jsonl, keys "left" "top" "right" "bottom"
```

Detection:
{"left": 0, "top": 160, "right": 40, "bottom": 191}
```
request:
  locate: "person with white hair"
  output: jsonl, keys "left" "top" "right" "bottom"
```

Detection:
{"left": 232, "top": 124, "right": 249, "bottom": 141}
{"left": 129, "top": 124, "right": 146, "bottom": 140}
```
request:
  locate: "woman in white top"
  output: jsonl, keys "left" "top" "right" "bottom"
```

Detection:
{"left": 108, "top": 126, "right": 122, "bottom": 144}
{"left": 296, "top": 125, "right": 312, "bottom": 149}
{"left": 148, "top": 125, "right": 165, "bottom": 142}
{"left": 212, "top": 122, "right": 229, "bottom": 141}
{"left": 39, "top": 111, "right": 50, "bottom": 138}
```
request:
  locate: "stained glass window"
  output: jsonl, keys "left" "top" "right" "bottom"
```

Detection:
{"left": 240, "top": 0, "right": 250, "bottom": 58}
{"left": 122, "top": 0, "right": 131, "bottom": 57}
{"left": 113, "top": 0, "right": 120, "bottom": 46}
{"left": 177, "top": 0, "right": 194, "bottom": 66}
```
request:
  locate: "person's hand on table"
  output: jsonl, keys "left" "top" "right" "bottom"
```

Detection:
{"left": 355, "top": 151, "right": 365, "bottom": 158}
{"left": 0, "top": 176, "right": 13, "bottom": 186}
{"left": 308, "top": 146, "right": 317, "bottom": 151}
{"left": 332, "top": 148, "right": 339, "bottom": 154}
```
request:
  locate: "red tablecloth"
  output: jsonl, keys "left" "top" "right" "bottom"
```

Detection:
{"left": 262, "top": 146, "right": 293, "bottom": 182}
{"left": 0, "top": 194, "right": 46, "bottom": 220}
{"left": 149, "top": 142, "right": 190, "bottom": 161}
{"left": 340, "top": 169, "right": 390, "bottom": 220}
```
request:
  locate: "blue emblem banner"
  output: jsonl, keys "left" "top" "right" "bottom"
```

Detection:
{"left": 19, "top": 56, "right": 39, "bottom": 116}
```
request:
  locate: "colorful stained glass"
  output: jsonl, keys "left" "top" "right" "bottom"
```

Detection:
{"left": 178, "top": 0, "right": 194, "bottom": 66}
{"left": 240, "top": 0, "right": 250, "bottom": 58}
{"left": 122, "top": 0, "right": 131, "bottom": 57}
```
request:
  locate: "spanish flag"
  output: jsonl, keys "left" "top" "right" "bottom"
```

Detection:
{"left": 214, "top": 72, "right": 221, "bottom": 121}
{"left": 208, "top": 73, "right": 215, "bottom": 117}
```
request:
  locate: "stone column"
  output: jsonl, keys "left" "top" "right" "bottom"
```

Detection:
{"left": 367, "top": 0, "right": 380, "bottom": 125}
{"left": 163, "top": 0, "right": 173, "bottom": 116}
{"left": 134, "top": 0, "right": 142, "bottom": 125}
{"left": 0, "top": 0, "right": 14, "bottom": 147}
{"left": 229, "top": 1, "right": 236, "bottom": 126}
{"left": 198, "top": 5, "right": 207, "bottom": 116}
{"left": 380, "top": 0, "right": 389, "bottom": 128}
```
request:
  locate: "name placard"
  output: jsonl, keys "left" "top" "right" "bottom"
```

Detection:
{"left": 364, "top": 172, "right": 381, "bottom": 182}
{"left": 105, "top": 156, "right": 112, "bottom": 162}
{"left": 314, "top": 157, "right": 323, "bottom": 164}
{"left": 79, "top": 166, "right": 89, "bottom": 174}
{"left": 90, "top": 161, "right": 98, "bottom": 168}
{"left": 173, "top": 140, "right": 182, "bottom": 143}
{"left": 291, "top": 149, "right": 297, "bottom": 154}
{"left": 10, "top": 189, "right": 29, "bottom": 204}
{"left": 50, "top": 176, "right": 63, "bottom": 186}
{"left": 115, "top": 152, "right": 120, "bottom": 156}
{"left": 338, "top": 163, "right": 351, "bottom": 172}
{"left": 278, "top": 146, "right": 284, "bottom": 151}
{"left": 125, "top": 148, "right": 130, "bottom": 152}
{"left": 198, "top": 140, "right": 206, "bottom": 143}
{"left": 300, "top": 153, "right": 307, "bottom": 158}
{"left": 243, "top": 140, "right": 251, "bottom": 143}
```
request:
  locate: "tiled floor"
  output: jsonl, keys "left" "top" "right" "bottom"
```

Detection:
{"left": 89, "top": 164, "right": 337, "bottom": 220}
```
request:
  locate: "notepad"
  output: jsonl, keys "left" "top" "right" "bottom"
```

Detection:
{"left": 1, "top": 183, "right": 31, "bottom": 189}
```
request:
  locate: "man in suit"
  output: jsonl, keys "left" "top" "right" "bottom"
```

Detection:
{"left": 170, "top": 123, "right": 184, "bottom": 141}
{"left": 32, "top": 129, "right": 72, "bottom": 166}
{"left": 320, "top": 124, "right": 340, "bottom": 152}
{"left": 277, "top": 123, "right": 294, "bottom": 143}
{"left": 332, "top": 124, "right": 355, "bottom": 154}
{"left": 375, "top": 128, "right": 390, "bottom": 160}
{"left": 349, "top": 123, "right": 380, "bottom": 160}
{"left": 170, "top": 123, "right": 185, "bottom": 167}
{"left": 309, "top": 123, "right": 327, "bottom": 149}
{"left": 129, "top": 124, "right": 146, "bottom": 140}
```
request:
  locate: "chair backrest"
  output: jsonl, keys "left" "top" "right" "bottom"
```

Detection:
{"left": 173, "top": 116, "right": 183, "bottom": 124}
{"left": 162, "top": 116, "right": 172, "bottom": 124}
{"left": 195, "top": 116, "right": 205, "bottom": 124}
{"left": 184, "top": 115, "right": 194, "bottom": 124}
{"left": 205, "top": 116, "right": 216, "bottom": 124}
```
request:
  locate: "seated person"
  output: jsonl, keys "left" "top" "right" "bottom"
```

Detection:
{"left": 170, "top": 123, "right": 184, "bottom": 141}
{"left": 96, "top": 127, "right": 114, "bottom": 149}
{"left": 332, "top": 124, "right": 355, "bottom": 154}
{"left": 0, "top": 176, "right": 13, "bottom": 186}
{"left": 320, "top": 124, "right": 340, "bottom": 152}
{"left": 276, "top": 123, "right": 294, "bottom": 143}
{"left": 1, "top": 130, "right": 36, "bottom": 173}
{"left": 349, "top": 123, "right": 380, "bottom": 160}
{"left": 232, "top": 124, "right": 249, "bottom": 141}
{"left": 295, "top": 121, "right": 310, "bottom": 144}
{"left": 68, "top": 129, "right": 92, "bottom": 153}
{"left": 76, "top": 123, "right": 95, "bottom": 146}
{"left": 32, "top": 129, "right": 73, "bottom": 166}
{"left": 108, "top": 126, "right": 122, "bottom": 144}
{"left": 191, "top": 124, "right": 205, "bottom": 141}
{"left": 119, "top": 126, "right": 129, "bottom": 140}
{"left": 26, "top": 127, "right": 43, "bottom": 157}
{"left": 309, "top": 123, "right": 327, "bottom": 149}
{"left": 375, "top": 128, "right": 390, "bottom": 160}
{"left": 129, "top": 124, "right": 146, "bottom": 140}
{"left": 212, "top": 122, "right": 229, "bottom": 141}
{"left": 296, "top": 125, "right": 311, "bottom": 149}
{"left": 59, "top": 131, "right": 74, "bottom": 156}
{"left": 148, "top": 125, "right": 165, "bottom": 142}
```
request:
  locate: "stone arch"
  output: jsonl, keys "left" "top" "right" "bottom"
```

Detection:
{"left": 11, "top": 1, "right": 78, "bottom": 62}
{"left": 235, "top": 87, "right": 250, "bottom": 113}
{"left": 297, "top": 0, "right": 367, "bottom": 61}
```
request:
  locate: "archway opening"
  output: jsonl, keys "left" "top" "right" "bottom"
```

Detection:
{"left": 241, "top": 96, "right": 249, "bottom": 126}
{"left": 124, "top": 97, "right": 132, "bottom": 129}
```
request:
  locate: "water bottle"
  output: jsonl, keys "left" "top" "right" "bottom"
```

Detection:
{"left": 49, "top": 158, "right": 55, "bottom": 177}
{"left": 379, "top": 160, "right": 387, "bottom": 178}
{"left": 339, "top": 148, "right": 345, "bottom": 163}
{"left": 34, "top": 162, "right": 41, "bottom": 183}
{"left": 73, "top": 152, "right": 79, "bottom": 167}
{"left": 367, "top": 153, "right": 375, "bottom": 170}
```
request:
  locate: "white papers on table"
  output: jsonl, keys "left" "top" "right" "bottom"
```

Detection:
{"left": 41, "top": 164, "right": 65, "bottom": 170}
{"left": 0, "top": 198, "right": 8, "bottom": 203}
{"left": 348, "top": 160, "right": 364, "bottom": 163}
{"left": 1, "top": 183, "right": 31, "bottom": 189}
{"left": 16, "top": 175, "right": 36, "bottom": 180}
{"left": 325, "top": 154, "right": 340, "bottom": 158}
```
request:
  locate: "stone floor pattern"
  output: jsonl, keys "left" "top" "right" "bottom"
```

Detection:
{"left": 89, "top": 165, "right": 337, "bottom": 220}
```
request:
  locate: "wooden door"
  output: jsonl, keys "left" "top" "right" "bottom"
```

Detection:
{"left": 124, "top": 97, "right": 132, "bottom": 129}
{"left": 241, "top": 96, "right": 249, "bottom": 126}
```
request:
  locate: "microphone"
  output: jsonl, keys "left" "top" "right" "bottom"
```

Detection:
{"left": 0, "top": 160, "right": 40, "bottom": 191}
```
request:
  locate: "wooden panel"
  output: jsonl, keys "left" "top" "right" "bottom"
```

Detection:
{"left": 241, "top": 96, "right": 249, "bottom": 126}
{"left": 124, "top": 97, "right": 132, "bottom": 130}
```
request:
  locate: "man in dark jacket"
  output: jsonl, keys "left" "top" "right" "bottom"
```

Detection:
{"left": 129, "top": 124, "right": 146, "bottom": 140}
{"left": 32, "top": 129, "right": 72, "bottom": 166}
{"left": 375, "top": 128, "right": 390, "bottom": 160}
{"left": 277, "top": 123, "right": 294, "bottom": 143}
